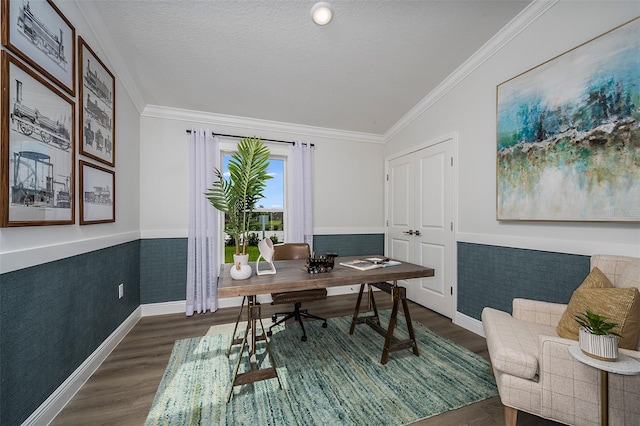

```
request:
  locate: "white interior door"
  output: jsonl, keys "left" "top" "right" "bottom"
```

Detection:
{"left": 387, "top": 154, "right": 413, "bottom": 264}
{"left": 386, "top": 138, "right": 455, "bottom": 318}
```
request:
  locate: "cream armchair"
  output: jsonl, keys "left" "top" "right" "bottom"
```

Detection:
{"left": 482, "top": 255, "right": 640, "bottom": 426}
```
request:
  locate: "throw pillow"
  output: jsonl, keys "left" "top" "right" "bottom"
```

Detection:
{"left": 556, "top": 287, "right": 640, "bottom": 350}
{"left": 579, "top": 266, "right": 613, "bottom": 290}
{"left": 556, "top": 267, "right": 613, "bottom": 341}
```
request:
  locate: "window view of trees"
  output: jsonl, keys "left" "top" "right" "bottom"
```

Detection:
{"left": 221, "top": 155, "right": 284, "bottom": 262}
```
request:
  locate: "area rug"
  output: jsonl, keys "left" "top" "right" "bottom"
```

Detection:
{"left": 146, "top": 311, "right": 497, "bottom": 425}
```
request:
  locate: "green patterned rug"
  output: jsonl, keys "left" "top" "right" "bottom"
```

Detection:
{"left": 146, "top": 311, "right": 497, "bottom": 425}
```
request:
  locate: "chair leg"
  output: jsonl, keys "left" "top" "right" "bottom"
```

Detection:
{"left": 268, "top": 311, "right": 296, "bottom": 336}
{"left": 294, "top": 306, "right": 309, "bottom": 342}
{"left": 299, "top": 310, "right": 328, "bottom": 323}
{"left": 503, "top": 406, "right": 518, "bottom": 426}
{"left": 269, "top": 302, "right": 328, "bottom": 341}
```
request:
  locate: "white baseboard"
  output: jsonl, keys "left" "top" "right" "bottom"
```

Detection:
{"left": 140, "top": 300, "right": 186, "bottom": 316}
{"left": 23, "top": 307, "right": 142, "bottom": 426}
{"left": 453, "top": 311, "right": 485, "bottom": 337}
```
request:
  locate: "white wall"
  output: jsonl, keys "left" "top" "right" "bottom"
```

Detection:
{"left": 139, "top": 108, "right": 386, "bottom": 239}
{"left": 0, "top": 2, "right": 141, "bottom": 273}
{"left": 385, "top": 1, "right": 640, "bottom": 257}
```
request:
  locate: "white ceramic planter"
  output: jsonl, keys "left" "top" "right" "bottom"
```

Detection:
{"left": 579, "top": 326, "right": 619, "bottom": 361}
{"left": 230, "top": 254, "right": 252, "bottom": 280}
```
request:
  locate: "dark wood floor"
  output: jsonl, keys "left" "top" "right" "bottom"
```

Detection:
{"left": 52, "top": 293, "right": 561, "bottom": 425}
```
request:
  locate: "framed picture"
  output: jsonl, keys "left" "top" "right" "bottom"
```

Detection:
{"left": 1, "top": 0, "right": 76, "bottom": 96}
{"left": 79, "top": 160, "right": 115, "bottom": 224}
{"left": 1, "top": 51, "right": 75, "bottom": 226}
{"left": 78, "top": 37, "right": 115, "bottom": 167}
{"left": 496, "top": 17, "right": 640, "bottom": 222}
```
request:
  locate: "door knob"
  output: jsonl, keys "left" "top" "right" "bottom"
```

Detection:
{"left": 414, "top": 230, "right": 421, "bottom": 236}
{"left": 403, "top": 230, "right": 414, "bottom": 235}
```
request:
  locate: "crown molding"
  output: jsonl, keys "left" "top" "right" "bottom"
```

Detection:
{"left": 384, "top": 0, "right": 558, "bottom": 141}
{"left": 74, "top": 1, "right": 146, "bottom": 113}
{"left": 142, "top": 105, "right": 385, "bottom": 144}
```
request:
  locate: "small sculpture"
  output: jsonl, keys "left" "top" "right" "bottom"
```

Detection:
{"left": 256, "top": 238, "right": 276, "bottom": 275}
{"left": 306, "top": 252, "right": 338, "bottom": 274}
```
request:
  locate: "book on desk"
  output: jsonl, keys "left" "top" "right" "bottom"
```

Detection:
{"left": 339, "top": 258, "right": 402, "bottom": 271}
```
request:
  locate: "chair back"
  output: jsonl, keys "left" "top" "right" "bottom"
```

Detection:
{"left": 273, "top": 243, "right": 310, "bottom": 261}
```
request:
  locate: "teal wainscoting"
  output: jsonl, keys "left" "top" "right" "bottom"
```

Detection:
{"left": 140, "top": 238, "right": 188, "bottom": 304}
{"left": 0, "top": 241, "right": 140, "bottom": 426}
{"left": 138, "top": 235, "right": 384, "bottom": 305}
{"left": 457, "top": 242, "right": 590, "bottom": 321}
{"left": 313, "top": 234, "right": 384, "bottom": 257}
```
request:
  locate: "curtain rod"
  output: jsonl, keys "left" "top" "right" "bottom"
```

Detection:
{"left": 186, "top": 130, "right": 314, "bottom": 146}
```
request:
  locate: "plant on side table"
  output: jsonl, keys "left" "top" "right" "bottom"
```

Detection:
{"left": 575, "top": 310, "right": 621, "bottom": 361}
{"left": 206, "top": 136, "right": 272, "bottom": 279}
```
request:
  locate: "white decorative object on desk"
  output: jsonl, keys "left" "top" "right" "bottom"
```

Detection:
{"left": 256, "top": 238, "right": 276, "bottom": 275}
{"left": 230, "top": 254, "right": 252, "bottom": 280}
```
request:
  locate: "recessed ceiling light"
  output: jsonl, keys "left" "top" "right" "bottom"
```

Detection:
{"left": 311, "top": 2, "right": 333, "bottom": 26}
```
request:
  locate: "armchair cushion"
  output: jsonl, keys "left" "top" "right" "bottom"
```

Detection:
{"left": 556, "top": 286, "right": 640, "bottom": 349}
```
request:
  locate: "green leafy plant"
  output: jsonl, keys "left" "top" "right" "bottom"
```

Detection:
{"left": 206, "top": 137, "right": 272, "bottom": 256}
{"left": 574, "top": 310, "right": 621, "bottom": 337}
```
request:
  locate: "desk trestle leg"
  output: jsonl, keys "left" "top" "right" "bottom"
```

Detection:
{"left": 226, "top": 296, "right": 247, "bottom": 357}
{"left": 350, "top": 281, "right": 419, "bottom": 365}
{"left": 226, "top": 303, "right": 282, "bottom": 403}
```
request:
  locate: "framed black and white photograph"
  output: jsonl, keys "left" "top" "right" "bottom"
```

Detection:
{"left": 80, "top": 160, "right": 115, "bottom": 224}
{"left": 1, "top": 0, "right": 76, "bottom": 96}
{"left": 0, "top": 51, "right": 75, "bottom": 227}
{"left": 1, "top": 51, "right": 75, "bottom": 226}
{"left": 79, "top": 37, "right": 115, "bottom": 167}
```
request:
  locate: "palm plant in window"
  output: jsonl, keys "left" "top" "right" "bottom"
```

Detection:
{"left": 206, "top": 136, "right": 272, "bottom": 258}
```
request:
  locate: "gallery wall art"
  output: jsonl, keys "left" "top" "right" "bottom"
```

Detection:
{"left": 1, "top": 0, "right": 76, "bottom": 95}
{"left": 1, "top": 51, "right": 75, "bottom": 226}
{"left": 79, "top": 160, "right": 114, "bottom": 224}
{"left": 496, "top": 17, "right": 639, "bottom": 222}
{"left": 79, "top": 37, "right": 115, "bottom": 167}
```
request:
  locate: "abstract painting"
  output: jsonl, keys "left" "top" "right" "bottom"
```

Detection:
{"left": 496, "top": 17, "right": 639, "bottom": 222}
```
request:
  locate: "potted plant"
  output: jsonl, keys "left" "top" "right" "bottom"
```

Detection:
{"left": 206, "top": 136, "right": 272, "bottom": 279}
{"left": 575, "top": 310, "right": 621, "bottom": 361}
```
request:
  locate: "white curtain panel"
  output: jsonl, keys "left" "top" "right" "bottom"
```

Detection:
{"left": 186, "top": 130, "right": 220, "bottom": 315}
{"left": 288, "top": 141, "right": 314, "bottom": 249}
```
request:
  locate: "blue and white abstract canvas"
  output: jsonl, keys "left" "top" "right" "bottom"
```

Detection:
{"left": 497, "top": 18, "right": 639, "bottom": 222}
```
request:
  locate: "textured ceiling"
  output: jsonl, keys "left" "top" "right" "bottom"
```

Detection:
{"left": 94, "top": 0, "right": 531, "bottom": 135}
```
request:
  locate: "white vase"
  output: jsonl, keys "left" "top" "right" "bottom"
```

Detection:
{"left": 230, "top": 254, "right": 252, "bottom": 280}
{"left": 579, "top": 326, "right": 619, "bottom": 361}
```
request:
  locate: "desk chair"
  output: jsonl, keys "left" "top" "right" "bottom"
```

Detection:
{"left": 267, "top": 243, "right": 328, "bottom": 341}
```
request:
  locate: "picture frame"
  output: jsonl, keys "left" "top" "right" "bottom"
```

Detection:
{"left": 496, "top": 17, "right": 640, "bottom": 222}
{"left": 80, "top": 160, "right": 115, "bottom": 224}
{"left": 1, "top": 0, "right": 76, "bottom": 96}
{"left": 1, "top": 51, "right": 75, "bottom": 226}
{"left": 78, "top": 36, "right": 115, "bottom": 166}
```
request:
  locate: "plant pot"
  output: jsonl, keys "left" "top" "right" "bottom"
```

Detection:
{"left": 579, "top": 326, "right": 619, "bottom": 361}
{"left": 230, "top": 254, "right": 252, "bottom": 280}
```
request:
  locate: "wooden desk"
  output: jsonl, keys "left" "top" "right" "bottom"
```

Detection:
{"left": 219, "top": 256, "right": 435, "bottom": 401}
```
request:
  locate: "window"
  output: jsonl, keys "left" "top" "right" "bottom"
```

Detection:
{"left": 220, "top": 150, "right": 286, "bottom": 263}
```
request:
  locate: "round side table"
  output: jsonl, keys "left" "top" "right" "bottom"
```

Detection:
{"left": 568, "top": 345, "right": 640, "bottom": 426}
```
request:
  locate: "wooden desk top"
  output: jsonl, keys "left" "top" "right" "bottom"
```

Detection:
{"left": 217, "top": 256, "right": 435, "bottom": 298}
